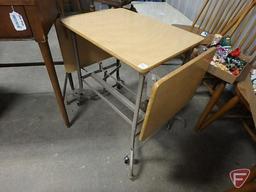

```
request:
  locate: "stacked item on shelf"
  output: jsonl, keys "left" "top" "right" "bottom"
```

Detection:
{"left": 210, "top": 36, "right": 248, "bottom": 77}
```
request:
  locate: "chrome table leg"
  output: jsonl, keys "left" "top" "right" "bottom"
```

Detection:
{"left": 129, "top": 74, "right": 145, "bottom": 179}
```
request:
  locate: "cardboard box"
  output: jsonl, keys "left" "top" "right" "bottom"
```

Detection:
{"left": 207, "top": 54, "right": 253, "bottom": 84}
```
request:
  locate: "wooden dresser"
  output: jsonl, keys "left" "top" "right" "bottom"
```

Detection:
{"left": 0, "top": 0, "right": 70, "bottom": 127}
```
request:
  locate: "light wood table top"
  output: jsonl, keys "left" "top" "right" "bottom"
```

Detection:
{"left": 62, "top": 8, "right": 203, "bottom": 74}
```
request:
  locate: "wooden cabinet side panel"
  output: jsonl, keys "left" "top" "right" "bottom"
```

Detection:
{"left": 35, "top": 0, "right": 59, "bottom": 34}
{"left": 0, "top": 6, "right": 33, "bottom": 39}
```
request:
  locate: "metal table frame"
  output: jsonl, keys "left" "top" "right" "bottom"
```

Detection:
{"left": 62, "top": 8, "right": 204, "bottom": 179}
{"left": 71, "top": 32, "right": 146, "bottom": 178}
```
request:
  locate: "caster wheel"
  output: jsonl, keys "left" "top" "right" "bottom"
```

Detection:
{"left": 116, "top": 84, "right": 123, "bottom": 89}
{"left": 115, "top": 79, "right": 124, "bottom": 90}
{"left": 124, "top": 155, "right": 130, "bottom": 165}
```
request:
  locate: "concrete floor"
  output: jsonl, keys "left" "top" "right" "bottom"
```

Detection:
{"left": 0, "top": 28, "right": 256, "bottom": 192}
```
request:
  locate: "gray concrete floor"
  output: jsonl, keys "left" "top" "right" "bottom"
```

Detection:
{"left": 0, "top": 28, "right": 255, "bottom": 192}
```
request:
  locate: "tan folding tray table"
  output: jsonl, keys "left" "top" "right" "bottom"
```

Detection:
{"left": 61, "top": 8, "right": 203, "bottom": 178}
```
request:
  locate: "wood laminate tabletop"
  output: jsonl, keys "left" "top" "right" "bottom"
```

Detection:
{"left": 62, "top": 8, "right": 204, "bottom": 74}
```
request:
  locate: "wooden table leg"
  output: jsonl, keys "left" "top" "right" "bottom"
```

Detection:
{"left": 38, "top": 40, "right": 70, "bottom": 127}
{"left": 195, "top": 81, "right": 226, "bottom": 131}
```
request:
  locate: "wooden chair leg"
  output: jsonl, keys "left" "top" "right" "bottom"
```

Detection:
{"left": 203, "top": 81, "right": 214, "bottom": 95}
{"left": 195, "top": 82, "right": 226, "bottom": 131}
{"left": 200, "top": 95, "right": 240, "bottom": 129}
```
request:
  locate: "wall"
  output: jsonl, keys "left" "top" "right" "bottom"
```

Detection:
{"left": 167, "top": 0, "right": 204, "bottom": 20}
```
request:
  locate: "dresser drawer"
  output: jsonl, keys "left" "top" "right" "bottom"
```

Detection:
{"left": 0, "top": 6, "right": 33, "bottom": 39}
